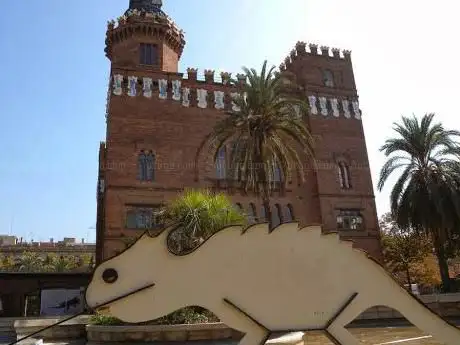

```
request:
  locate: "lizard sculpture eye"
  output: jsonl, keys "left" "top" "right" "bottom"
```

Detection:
{"left": 102, "top": 268, "right": 118, "bottom": 284}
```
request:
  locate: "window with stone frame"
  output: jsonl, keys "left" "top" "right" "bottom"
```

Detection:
{"left": 126, "top": 205, "right": 163, "bottom": 230}
{"left": 337, "top": 209, "right": 364, "bottom": 231}
{"left": 337, "top": 161, "right": 352, "bottom": 189}
{"left": 139, "top": 43, "right": 158, "bottom": 66}
{"left": 137, "top": 150, "right": 155, "bottom": 182}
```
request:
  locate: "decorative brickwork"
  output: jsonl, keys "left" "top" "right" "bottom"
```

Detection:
{"left": 96, "top": 1, "right": 382, "bottom": 263}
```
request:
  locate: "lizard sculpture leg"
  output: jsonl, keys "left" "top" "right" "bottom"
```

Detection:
{"left": 325, "top": 293, "right": 367, "bottom": 345}
{"left": 381, "top": 289, "right": 460, "bottom": 345}
{"left": 217, "top": 299, "right": 270, "bottom": 345}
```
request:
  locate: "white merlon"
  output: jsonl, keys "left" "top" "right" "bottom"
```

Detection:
{"left": 113, "top": 74, "right": 123, "bottom": 96}
{"left": 319, "top": 97, "right": 328, "bottom": 116}
{"left": 214, "top": 91, "right": 225, "bottom": 110}
{"left": 143, "top": 77, "right": 153, "bottom": 98}
{"left": 172, "top": 80, "right": 181, "bottom": 101}
{"left": 342, "top": 99, "right": 351, "bottom": 118}
{"left": 158, "top": 79, "right": 168, "bottom": 100}
{"left": 197, "top": 89, "right": 208, "bottom": 108}
{"left": 128, "top": 76, "right": 138, "bottom": 97}
{"left": 352, "top": 100, "right": 361, "bottom": 119}
{"left": 111, "top": 74, "right": 361, "bottom": 121}
{"left": 230, "top": 92, "right": 241, "bottom": 112}
{"left": 182, "top": 87, "right": 190, "bottom": 107}
{"left": 308, "top": 95, "right": 318, "bottom": 115}
{"left": 330, "top": 98, "right": 340, "bottom": 117}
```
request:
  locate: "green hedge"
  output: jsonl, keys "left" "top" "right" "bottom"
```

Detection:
{"left": 89, "top": 307, "right": 219, "bottom": 326}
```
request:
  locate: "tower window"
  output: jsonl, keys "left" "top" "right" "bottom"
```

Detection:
{"left": 140, "top": 43, "right": 158, "bottom": 65}
{"left": 138, "top": 150, "right": 155, "bottom": 182}
{"left": 338, "top": 162, "right": 352, "bottom": 189}
{"left": 337, "top": 210, "right": 363, "bottom": 231}
{"left": 323, "top": 69, "right": 335, "bottom": 87}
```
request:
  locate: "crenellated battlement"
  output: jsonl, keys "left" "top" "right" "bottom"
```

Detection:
{"left": 105, "top": 8, "right": 185, "bottom": 59}
{"left": 107, "top": 8, "right": 184, "bottom": 35}
{"left": 279, "top": 41, "right": 352, "bottom": 71}
{"left": 109, "top": 71, "right": 361, "bottom": 120}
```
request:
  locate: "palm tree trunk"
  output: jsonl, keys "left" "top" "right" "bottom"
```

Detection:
{"left": 255, "top": 145, "right": 272, "bottom": 230}
{"left": 433, "top": 231, "right": 451, "bottom": 292}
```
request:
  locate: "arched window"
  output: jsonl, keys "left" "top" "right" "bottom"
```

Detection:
{"left": 323, "top": 69, "right": 335, "bottom": 87}
{"left": 248, "top": 203, "right": 257, "bottom": 223}
{"left": 260, "top": 205, "right": 267, "bottom": 222}
{"left": 235, "top": 203, "right": 243, "bottom": 211}
{"left": 338, "top": 162, "right": 351, "bottom": 189}
{"left": 272, "top": 204, "right": 282, "bottom": 227}
{"left": 138, "top": 150, "right": 155, "bottom": 182}
{"left": 284, "top": 204, "right": 294, "bottom": 222}
{"left": 216, "top": 147, "right": 226, "bottom": 179}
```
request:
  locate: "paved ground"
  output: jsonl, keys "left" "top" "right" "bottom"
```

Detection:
{"left": 5, "top": 322, "right": 460, "bottom": 345}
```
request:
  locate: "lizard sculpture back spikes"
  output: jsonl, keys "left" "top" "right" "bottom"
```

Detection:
{"left": 86, "top": 222, "right": 460, "bottom": 345}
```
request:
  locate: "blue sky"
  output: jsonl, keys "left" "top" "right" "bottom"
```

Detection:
{"left": 0, "top": 0, "right": 458, "bottom": 243}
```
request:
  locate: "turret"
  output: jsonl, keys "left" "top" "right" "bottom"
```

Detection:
{"left": 105, "top": 0, "right": 185, "bottom": 72}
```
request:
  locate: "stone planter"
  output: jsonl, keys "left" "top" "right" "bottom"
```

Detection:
{"left": 86, "top": 323, "right": 239, "bottom": 343}
{"left": 14, "top": 315, "right": 90, "bottom": 341}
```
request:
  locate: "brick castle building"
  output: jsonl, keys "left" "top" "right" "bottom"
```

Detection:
{"left": 95, "top": 0, "right": 382, "bottom": 263}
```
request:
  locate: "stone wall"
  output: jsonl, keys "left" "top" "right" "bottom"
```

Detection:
{"left": 14, "top": 315, "right": 90, "bottom": 341}
{"left": 86, "top": 323, "right": 241, "bottom": 343}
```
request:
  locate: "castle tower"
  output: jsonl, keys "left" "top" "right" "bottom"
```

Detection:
{"left": 96, "top": 3, "right": 382, "bottom": 263}
{"left": 279, "top": 43, "right": 381, "bottom": 258}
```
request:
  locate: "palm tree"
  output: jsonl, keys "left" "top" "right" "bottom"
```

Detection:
{"left": 160, "top": 189, "right": 245, "bottom": 254}
{"left": 195, "top": 60, "right": 315, "bottom": 229}
{"left": 378, "top": 113, "right": 460, "bottom": 292}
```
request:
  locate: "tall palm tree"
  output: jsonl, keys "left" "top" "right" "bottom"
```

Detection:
{"left": 195, "top": 61, "right": 315, "bottom": 229}
{"left": 378, "top": 113, "right": 460, "bottom": 291}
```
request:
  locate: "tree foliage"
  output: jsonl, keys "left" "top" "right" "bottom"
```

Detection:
{"left": 0, "top": 251, "right": 94, "bottom": 273}
{"left": 378, "top": 113, "right": 460, "bottom": 291}
{"left": 195, "top": 60, "right": 315, "bottom": 228}
{"left": 380, "top": 213, "right": 433, "bottom": 287}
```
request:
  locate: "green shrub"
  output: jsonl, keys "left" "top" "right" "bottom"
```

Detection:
{"left": 89, "top": 312, "right": 123, "bottom": 325}
{"left": 88, "top": 307, "right": 218, "bottom": 326}
{"left": 151, "top": 306, "right": 219, "bottom": 325}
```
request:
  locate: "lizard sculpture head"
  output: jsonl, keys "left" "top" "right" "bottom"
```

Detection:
{"left": 85, "top": 227, "right": 175, "bottom": 322}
